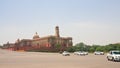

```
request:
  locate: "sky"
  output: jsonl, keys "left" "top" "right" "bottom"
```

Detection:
{"left": 0, "top": 0, "right": 120, "bottom": 45}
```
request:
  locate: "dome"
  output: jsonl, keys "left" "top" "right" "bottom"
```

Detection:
{"left": 15, "top": 38, "right": 20, "bottom": 43}
{"left": 33, "top": 32, "right": 40, "bottom": 39}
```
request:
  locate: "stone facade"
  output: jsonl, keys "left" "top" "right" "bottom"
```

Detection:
{"left": 3, "top": 26, "right": 72, "bottom": 52}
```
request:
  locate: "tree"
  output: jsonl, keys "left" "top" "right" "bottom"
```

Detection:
{"left": 96, "top": 46, "right": 105, "bottom": 51}
{"left": 66, "top": 46, "right": 75, "bottom": 52}
{"left": 74, "top": 42, "right": 90, "bottom": 51}
{"left": 89, "top": 47, "right": 95, "bottom": 53}
{"left": 66, "top": 42, "right": 120, "bottom": 53}
{"left": 55, "top": 44, "right": 61, "bottom": 49}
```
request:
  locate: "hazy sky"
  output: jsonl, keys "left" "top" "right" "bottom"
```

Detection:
{"left": 0, "top": 0, "right": 120, "bottom": 45}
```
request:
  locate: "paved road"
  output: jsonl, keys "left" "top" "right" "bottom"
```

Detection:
{"left": 0, "top": 49, "right": 120, "bottom": 68}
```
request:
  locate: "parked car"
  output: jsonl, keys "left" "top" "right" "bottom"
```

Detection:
{"left": 94, "top": 51, "right": 104, "bottom": 55}
{"left": 74, "top": 51, "right": 88, "bottom": 56}
{"left": 84, "top": 52, "right": 88, "bottom": 55}
{"left": 62, "top": 51, "right": 70, "bottom": 56}
{"left": 107, "top": 50, "right": 120, "bottom": 61}
{"left": 74, "top": 51, "right": 79, "bottom": 55}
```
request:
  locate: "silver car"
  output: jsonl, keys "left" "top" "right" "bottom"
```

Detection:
{"left": 62, "top": 51, "right": 70, "bottom": 56}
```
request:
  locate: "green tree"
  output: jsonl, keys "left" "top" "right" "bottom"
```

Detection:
{"left": 69, "top": 42, "right": 120, "bottom": 53}
{"left": 74, "top": 42, "right": 90, "bottom": 51}
{"left": 89, "top": 47, "right": 95, "bottom": 53}
{"left": 55, "top": 44, "right": 61, "bottom": 49}
{"left": 96, "top": 46, "right": 105, "bottom": 51}
{"left": 66, "top": 46, "right": 75, "bottom": 52}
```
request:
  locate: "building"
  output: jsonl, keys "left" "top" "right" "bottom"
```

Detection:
{"left": 3, "top": 26, "right": 72, "bottom": 52}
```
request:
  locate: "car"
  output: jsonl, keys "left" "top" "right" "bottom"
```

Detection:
{"left": 62, "top": 51, "right": 70, "bottom": 56}
{"left": 94, "top": 51, "right": 104, "bottom": 55}
{"left": 107, "top": 50, "right": 120, "bottom": 61}
{"left": 78, "top": 51, "right": 86, "bottom": 56}
{"left": 74, "top": 51, "right": 88, "bottom": 56}
{"left": 74, "top": 51, "right": 79, "bottom": 55}
{"left": 84, "top": 52, "right": 88, "bottom": 55}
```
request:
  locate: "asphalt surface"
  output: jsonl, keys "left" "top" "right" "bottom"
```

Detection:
{"left": 0, "top": 49, "right": 120, "bottom": 68}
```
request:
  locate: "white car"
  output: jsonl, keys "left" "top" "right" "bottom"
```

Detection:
{"left": 107, "top": 50, "right": 120, "bottom": 61}
{"left": 84, "top": 52, "right": 88, "bottom": 55}
{"left": 62, "top": 51, "right": 70, "bottom": 56}
{"left": 74, "top": 51, "right": 79, "bottom": 55}
{"left": 74, "top": 51, "right": 88, "bottom": 56}
{"left": 94, "top": 51, "right": 104, "bottom": 55}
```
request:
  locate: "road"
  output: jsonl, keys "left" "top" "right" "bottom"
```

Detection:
{"left": 0, "top": 49, "right": 120, "bottom": 68}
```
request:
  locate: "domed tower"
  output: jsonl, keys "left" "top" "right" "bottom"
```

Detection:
{"left": 55, "top": 26, "right": 60, "bottom": 37}
{"left": 33, "top": 32, "right": 40, "bottom": 39}
{"left": 15, "top": 38, "right": 20, "bottom": 43}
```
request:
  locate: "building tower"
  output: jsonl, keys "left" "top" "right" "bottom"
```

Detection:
{"left": 33, "top": 32, "right": 40, "bottom": 39}
{"left": 15, "top": 38, "right": 20, "bottom": 43}
{"left": 55, "top": 26, "right": 60, "bottom": 37}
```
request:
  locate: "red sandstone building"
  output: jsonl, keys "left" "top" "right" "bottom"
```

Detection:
{"left": 3, "top": 26, "right": 72, "bottom": 52}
